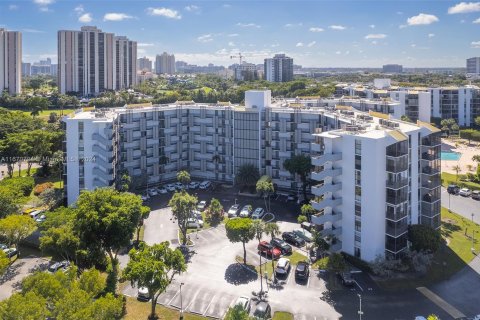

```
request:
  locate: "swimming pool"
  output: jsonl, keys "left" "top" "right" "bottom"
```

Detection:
{"left": 441, "top": 151, "right": 462, "bottom": 161}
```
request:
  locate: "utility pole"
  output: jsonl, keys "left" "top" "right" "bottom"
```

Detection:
{"left": 358, "top": 294, "right": 363, "bottom": 320}
{"left": 179, "top": 282, "right": 185, "bottom": 320}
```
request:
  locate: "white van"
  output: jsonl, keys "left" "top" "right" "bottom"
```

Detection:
{"left": 199, "top": 181, "right": 211, "bottom": 190}
{"left": 29, "top": 210, "right": 44, "bottom": 219}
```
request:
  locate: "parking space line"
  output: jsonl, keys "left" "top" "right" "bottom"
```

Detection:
{"left": 417, "top": 287, "right": 466, "bottom": 319}
{"left": 306, "top": 269, "right": 311, "bottom": 288}
{"left": 203, "top": 294, "right": 216, "bottom": 316}
{"left": 166, "top": 290, "right": 179, "bottom": 305}
{"left": 354, "top": 280, "right": 363, "bottom": 292}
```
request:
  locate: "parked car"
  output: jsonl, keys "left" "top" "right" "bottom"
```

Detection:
{"left": 137, "top": 287, "right": 150, "bottom": 301}
{"left": 459, "top": 188, "right": 472, "bottom": 197}
{"left": 295, "top": 261, "right": 310, "bottom": 280}
{"left": 270, "top": 238, "right": 292, "bottom": 255}
{"left": 293, "top": 229, "right": 313, "bottom": 242}
{"left": 472, "top": 190, "right": 480, "bottom": 200}
{"left": 227, "top": 204, "right": 240, "bottom": 218}
{"left": 282, "top": 232, "right": 306, "bottom": 247}
{"left": 197, "top": 201, "right": 207, "bottom": 211}
{"left": 35, "top": 215, "right": 46, "bottom": 223}
{"left": 257, "top": 241, "right": 281, "bottom": 259}
{"left": 174, "top": 182, "right": 185, "bottom": 191}
{"left": 253, "top": 301, "right": 272, "bottom": 320}
{"left": 188, "top": 181, "right": 199, "bottom": 190}
{"left": 191, "top": 210, "right": 202, "bottom": 220}
{"left": 157, "top": 186, "right": 168, "bottom": 194}
{"left": 140, "top": 194, "right": 149, "bottom": 202}
{"left": 0, "top": 244, "right": 7, "bottom": 251}
{"left": 275, "top": 258, "right": 291, "bottom": 276}
{"left": 301, "top": 221, "right": 313, "bottom": 232}
{"left": 166, "top": 184, "right": 176, "bottom": 192}
{"left": 199, "top": 181, "right": 212, "bottom": 190}
{"left": 48, "top": 260, "right": 70, "bottom": 273}
{"left": 447, "top": 184, "right": 460, "bottom": 194}
{"left": 29, "top": 210, "right": 44, "bottom": 219}
{"left": 148, "top": 188, "right": 158, "bottom": 197}
{"left": 186, "top": 218, "right": 204, "bottom": 229}
{"left": 4, "top": 248, "right": 18, "bottom": 260}
{"left": 239, "top": 205, "right": 252, "bottom": 218}
{"left": 251, "top": 207, "right": 265, "bottom": 219}
{"left": 234, "top": 296, "right": 251, "bottom": 312}
{"left": 338, "top": 271, "right": 355, "bottom": 286}
{"left": 286, "top": 194, "right": 298, "bottom": 202}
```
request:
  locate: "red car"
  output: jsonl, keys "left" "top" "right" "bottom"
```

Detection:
{"left": 257, "top": 241, "right": 281, "bottom": 259}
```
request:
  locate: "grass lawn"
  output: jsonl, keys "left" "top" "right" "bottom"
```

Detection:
{"left": 124, "top": 297, "right": 208, "bottom": 320}
{"left": 441, "top": 172, "right": 480, "bottom": 190}
{"left": 273, "top": 312, "right": 294, "bottom": 320}
{"left": 21, "top": 108, "right": 77, "bottom": 119}
{"left": 376, "top": 207, "right": 480, "bottom": 290}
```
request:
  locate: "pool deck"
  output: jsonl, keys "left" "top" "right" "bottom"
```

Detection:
{"left": 441, "top": 139, "right": 480, "bottom": 174}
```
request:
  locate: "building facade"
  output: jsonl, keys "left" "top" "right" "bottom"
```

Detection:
{"left": 382, "top": 64, "right": 403, "bottom": 74}
{"left": 22, "top": 62, "right": 31, "bottom": 77}
{"left": 0, "top": 28, "right": 22, "bottom": 94}
{"left": 137, "top": 56, "right": 152, "bottom": 72}
{"left": 155, "top": 52, "right": 175, "bottom": 75}
{"left": 233, "top": 62, "right": 258, "bottom": 81}
{"left": 264, "top": 54, "right": 293, "bottom": 82}
{"left": 466, "top": 57, "right": 480, "bottom": 76}
{"left": 58, "top": 26, "right": 137, "bottom": 96}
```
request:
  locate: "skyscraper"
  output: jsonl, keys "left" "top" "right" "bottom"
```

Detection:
{"left": 382, "top": 64, "right": 403, "bottom": 73}
{"left": 155, "top": 52, "right": 176, "bottom": 75}
{"left": 137, "top": 56, "right": 152, "bottom": 72}
{"left": 58, "top": 26, "right": 137, "bottom": 96}
{"left": 466, "top": 57, "right": 480, "bottom": 76}
{"left": 264, "top": 54, "right": 293, "bottom": 82}
{"left": 0, "top": 28, "right": 22, "bottom": 94}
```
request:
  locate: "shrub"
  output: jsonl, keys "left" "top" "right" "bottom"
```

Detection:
{"left": 297, "top": 215, "right": 307, "bottom": 224}
{"left": 33, "top": 182, "right": 54, "bottom": 196}
{"left": 408, "top": 224, "right": 442, "bottom": 253}
{"left": 341, "top": 252, "right": 372, "bottom": 273}
{"left": 0, "top": 176, "right": 35, "bottom": 197}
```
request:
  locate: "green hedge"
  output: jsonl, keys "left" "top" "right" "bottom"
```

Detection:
{"left": 341, "top": 252, "right": 372, "bottom": 273}
{"left": 459, "top": 129, "right": 480, "bottom": 142}
{"left": 0, "top": 176, "right": 35, "bottom": 197}
{"left": 441, "top": 172, "right": 480, "bottom": 190}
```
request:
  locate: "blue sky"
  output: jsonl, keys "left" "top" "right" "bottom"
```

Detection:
{"left": 1, "top": 0, "right": 480, "bottom": 67}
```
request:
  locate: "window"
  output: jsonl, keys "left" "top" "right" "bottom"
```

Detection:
{"left": 355, "top": 139, "right": 361, "bottom": 155}
{"left": 355, "top": 155, "right": 361, "bottom": 170}
{"left": 354, "top": 247, "right": 361, "bottom": 258}
{"left": 355, "top": 202, "right": 361, "bottom": 217}
{"left": 355, "top": 220, "right": 362, "bottom": 232}
{"left": 355, "top": 186, "right": 362, "bottom": 201}
{"left": 355, "top": 170, "right": 361, "bottom": 185}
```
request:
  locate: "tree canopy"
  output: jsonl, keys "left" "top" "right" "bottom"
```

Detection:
{"left": 225, "top": 218, "right": 255, "bottom": 264}
{"left": 408, "top": 225, "right": 442, "bottom": 253}
{"left": 0, "top": 215, "right": 37, "bottom": 249}
{"left": 283, "top": 154, "right": 312, "bottom": 200}
{"left": 236, "top": 163, "right": 260, "bottom": 190}
{"left": 168, "top": 190, "right": 198, "bottom": 245}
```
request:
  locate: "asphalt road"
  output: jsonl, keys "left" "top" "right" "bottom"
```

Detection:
{"left": 441, "top": 187, "right": 480, "bottom": 222}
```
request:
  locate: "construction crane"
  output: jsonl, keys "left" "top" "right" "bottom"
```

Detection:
{"left": 230, "top": 53, "right": 245, "bottom": 65}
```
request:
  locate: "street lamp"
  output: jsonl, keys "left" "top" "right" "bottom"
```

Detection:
{"left": 179, "top": 282, "right": 185, "bottom": 320}
{"left": 357, "top": 294, "right": 363, "bottom": 320}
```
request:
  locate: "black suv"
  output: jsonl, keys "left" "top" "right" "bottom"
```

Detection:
{"left": 447, "top": 184, "right": 460, "bottom": 194}
{"left": 282, "top": 232, "right": 306, "bottom": 247}
{"left": 295, "top": 261, "right": 310, "bottom": 280}
{"left": 270, "top": 238, "right": 292, "bottom": 255}
{"left": 338, "top": 271, "right": 355, "bottom": 286}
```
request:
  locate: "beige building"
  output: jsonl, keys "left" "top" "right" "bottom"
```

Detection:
{"left": 58, "top": 26, "right": 136, "bottom": 96}
{"left": 0, "top": 28, "right": 22, "bottom": 95}
{"left": 155, "top": 52, "right": 175, "bottom": 75}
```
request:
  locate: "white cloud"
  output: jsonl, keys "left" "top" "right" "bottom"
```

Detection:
{"left": 397, "top": 11, "right": 403, "bottom": 15}
{"left": 103, "top": 13, "right": 134, "bottom": 21}
{"left": 474, "top": 17, "right": 480, "bottom": 23}
{"left": 147, "top": 7, "right": 182, "bottom": 19}
{"left": 371, "top": 40, "right": 378, "bottom": 45}
{"left": 79, "top": 13, "right": 92, "bottom": 23}
{"left": 472, "top": 41, "right": 480, "bottom": 48}
{"left": 138, "top": 43, "right": 154, "bottom": 47}
{"left": 237, "top": 23, "right": 261, "bottom": 28}
{"left": 228, "top": 33, "right": 239, "bottom": 37}
{"left": 448, "top": 2, "right": 480, "bottom": 14}
{"left": 307, "top": 41, "right": 316, "bottom": 47}
{"left": 74, "top": 5, "right": 84, "bottom": 14}
{"left": 228, "top": 41, "right": 235, "bottom": 47}
{"left": 411, "top": 44, "right": 417, "bottom": 48}
{"left": 369, "top": 24, "right": 375, "bottom": 29}
{"left": 329, "top": 25, "right": 347, "bottom": 30}
{"left": 185, "top": 5, "right": 200, "bottom": 13}
{"left": 9, "top": 4, "right": 18, "bottom": 10}
{"left": 271, "top": 43, "right": 279, "bottom": 48}
{"left": 138, "top": 48, "right": 146, "bottom": 54}
{"left": 23, "top": 28, "right": 44, "bottom": 33}
{"left": 335, "top": 51, "right": 342, "bottom": 55}
{"left": 284, "top": 23, "right": 303, "bottom": 28}
{"left": 197, "top": 34, "right": 213, "bottom": 43}
{"left": 296, "top": 42, "right": 304, "bottom": 47}
{"left": 222, "top": 4, "right": 231, "bottom": 8}
{"left": 309, "top": 27, "right": 324, "bottom": 32}
{"left": 406, "top": 13, "right": 439, "bottom": 26}
{"left": 365, "top": 33, "right": 387, "bottom": 39}
{"left": 428, "top": 33, "right": 435, "bottom": 38}
{"left": 33, "top": 0, "right": 54, "bottom": 4}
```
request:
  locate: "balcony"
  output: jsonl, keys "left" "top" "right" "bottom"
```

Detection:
{"left": 421, "top": 176, "right": 441, "bottom": 189}
{"left": 421, "top": 135, "right": 441, "bottom": 147}
{"left": 421, "top": 167, "right": 440, "bottom": 176}
{"left": 311, "top": 211, "right": 342, "bottom": 225}
{"left": 311, "top": 153, "right": 342, "bottom": 166}
{"left": 93, "top": 167, "right": 113, "bottom": 181}
{"left": 312, "top": 197, "right": 342, "bottom": 211}
{"left": 320, "top": 226, "right": 342, "bottom": 237}
{"left": 386, "top": 178, "right": 408, "bottom": 189}
{"left": 421, "top": 202, "right": 441, "bottom": 218}
{"left": 92, "top": 133, "right": 112, "bottom": 145}
{"left": 386, "top": 222, "right": 408, "bottom": 238}
{"left": 311, "top": 142, "right": 324, "bottom": 153}
{"left": 330, "top": 240, "right": 342, "bottom": 252}
{"left": 386, "top": 194, "right": 408, "bottom": 205}
{"left": 421, "top": 152, "right": 439, "bottom": 161}
{"left": 311, "top": 168, "right": 342, "bottom": 181}
{"left": 311, "top": 182, "right": 342, "bottom": 196}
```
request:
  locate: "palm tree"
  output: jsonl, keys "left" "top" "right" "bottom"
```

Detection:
{"left": 453, "top": 165, "right": 461, "bottom": 182}
{"left": 283, "top": 154, "right": 312, "bottom": 201}
{"left": 256, "top": 179, "right": 274, "bottom": 212}
{"left": 236, "top": 163, "right": 260, "bottom": 191}
{"left": 252, "top": 220, "right": 265, "bottom": 294}
{"left": 264, "top": 222, "right": 280, "bottom": 282}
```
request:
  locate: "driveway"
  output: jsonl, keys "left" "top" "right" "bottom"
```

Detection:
{"left": 0, "top": 256, "right": 50, "bottom": 301}
{"left": 441, "top": 187, "right": 479, "bottom": 222}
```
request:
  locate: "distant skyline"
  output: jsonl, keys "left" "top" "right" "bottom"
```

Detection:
{"left": 1, "top": 0, "right": 480, "bottom": 67}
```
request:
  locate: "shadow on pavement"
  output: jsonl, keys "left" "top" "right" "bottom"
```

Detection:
{"left": 224, "top": 263, "right": 258, "bottom": 285}
{"left": 0, "top": 261, "right": 25, "bottom": 285}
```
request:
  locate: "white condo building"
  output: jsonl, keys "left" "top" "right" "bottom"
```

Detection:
{"left": 63, "top": 90, "right": 440, "bottom": 262}
{"left": 58, "top": 26, "right": 137, "bottom": 96}
{"left": 0, "top": 28, "right": 22, "bottom": 95}
{"left": 155, "top": 52, "right": 176, "bottom": 75}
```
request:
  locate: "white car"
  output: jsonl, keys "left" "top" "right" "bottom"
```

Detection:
{"left": 29, "top": 210, "right": 44, "bottom": 219}
{"left": 228, "top": 204, "right": 240, "bottom": 217}
{"left": 275, "top": 258, "right": 291, "bottom": 275}
{"left": 239, "top": 205, "right": 252, "bottom": 218}
{"left": 35, "top": 215, "right": 46, "bottom": 223}
{"left": 157, "top": 186, "right": 168, "bottom": 194}
{"left": 175, "top": 182, "right": 185, "bottom": 190}
{"left": 138, "top": 287, "right": 150, "bottom": 301}
{"left": 166, "top": 184, "right": 176, "bottom": 192}
{"left": 148, "top": 189, "right": 158, "bottom": 197}
{"left": 459, "top": 188, "right": 472, "bottom": 197}
{"left": 187, "top": 218, "right": 204, "bottom": 229}
{"left": 197, "top": 201, "right": 207, "bottom": 211}
{"left": 140, "top": 194, "right": 150, "bottom": 201}
{"left": 234, "top": 296, "right": 251, "bottom": 312}
{"left": 199, "top": 181, "right": 211, "bottom": 189}
{"left": 188, "top": 182, "right": 199, "bottom": 189}
{"left": 191, "top": 210, "right": 202, "bottom": 220}
{"left": 251, "top": 207, "right": 265, "bottom": 219}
